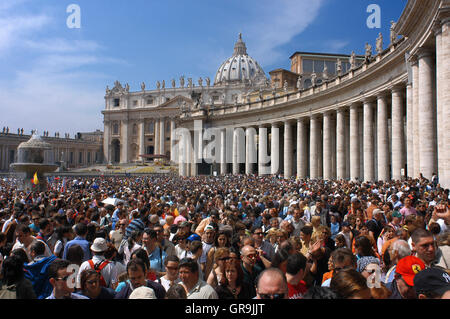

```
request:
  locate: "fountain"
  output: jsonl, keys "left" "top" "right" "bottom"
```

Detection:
{"left": 10, "top": 132, "right": 58, "bottom": 192}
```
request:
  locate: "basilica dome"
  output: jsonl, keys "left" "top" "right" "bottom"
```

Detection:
{"left": 214, "top": 34, "right": 267, "bottom": 86}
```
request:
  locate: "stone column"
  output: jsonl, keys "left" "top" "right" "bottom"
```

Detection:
{"left": 349, "top": 104, "right": 360, "bottom": 181}
{"left": 418, "top": 49, "right": 437, "bottom": 179}
{"left": 411, "top": 58, "right": 420, "bottom": 178}
{"left": 363, "top": 100, "right": 375, "bottom": 182}
{"left": 392, "top": 87, "right": 405, "bottom": 181}
{"left": 377, "top": 94, "right": 389, "bottom": 181}
{"left": 154, "top": 119, "right": 160, "bottom": 156}
{"left": 220, "top": 128, "right": 227, "bottom": 175}
{"left": 323, "top": 112, "right": 332, "bottom": 180}
{"left": 441, "top": 19, "right": 450, "bottom": 188}
{"left": 336, "top": 108, "right": 346, "bottom": 179}
{"left": 233, "top": 127, "right": 241, "bottom": 175}
{"left": 139, "top": 120, "right": 145, "bottom": 162}
{"left": 245, "top": 127, "right": 256, "bottom": 175}
{"left": 297, "top": 118, "right": 308, "bottom": 179}
{"left": 310, "top": 116, "right": 319, "bottom": 179}
{"left": 159, "top": 118, "right": 165, "bottom": 157}
{"left": 120, "top": 120, "right": 129, "bottom": 164}
{"left": 406, "top": 83, "right": 414, "bottom": 177}
{"left": 170, "top": 120, "right": 176, "bottom": 162}
{"left": 258, "top": 126, "right": 270, "bottom": 175}
{"left": 284, "top": 121, "right": 293, "bottom": 178}
{"left": 103, "top": 120, "right": 110, "bottom": 164}
{"left": 271, "top": 123, "right": 280, "bottom": 175}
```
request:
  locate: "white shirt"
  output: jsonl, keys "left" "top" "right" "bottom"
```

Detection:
{"left": 12, "top": 237, "right": 52, "bottom": 261}
{"left": 76, "top": 255, "right": 118, "bottom": 289}
{"left": 156, "top": 276, "right": 182, "bottom": 292}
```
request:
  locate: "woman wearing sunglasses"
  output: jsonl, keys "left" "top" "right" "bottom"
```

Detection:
{"left": 206, "top": 247, "right": 230, "bottom": 288}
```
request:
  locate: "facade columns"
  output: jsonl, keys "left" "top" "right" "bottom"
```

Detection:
{"left": 349, "top": 104, "right": 360, "bottom": 181}
{"left": 159, "top": 118, "right": 165, "bottom": 157}
{"left": 220, "top": 128, "right": 227, "bottom": 175}
{"left": 377, "top": 94, "right": 389, "bottom": 181}
{"left": 170, "top": 120, "right": 176, "bottom": 162}
{"left": 139, "top": 120, "right": 145, "bottom": 162}
{"left": 245, "top": 127, "right": 256, "bottom": 175}
{"left": 411, "top": 58, "right": 420, "bottom": 178}
{"left": 284, "top": 121, "right": 293, "bottom": 178}
{"left": 417, "top": 49, "right": 437, "bottom": 179}
{"left": 154, "top": 118, "right": 160, "bottom": 156}
{"left": 323, "top": 112, "right": 332, "bottom": 180}
{"left": 120, "top": 120, "right": 129, "bottom": 164}
{"left": 296, "top": 118, "right": 308, "bottom": 179}
{"left": 363, "top": 100, "right": 375, "bottom": 182}
{"left": 336, "top": 108, "right": 346, "bottom": 180}
{"left": 406, "top": 83, "right": 414, "bottom": 178}
{"left": 271, "top": 123, "right": 280, "bottom": 175}
{"left": 437, "top": 19, "right": 450, "bottom": 188}
{"left": 258, "top": 126, "right": 270, "bottom": 175}
{"left": 103, "top": 120, "right": 110, "bottom": 164}
{"left": 233, "top": 127, "right": 244, "bottom": 175}
{"left": 392, "top": 87, "right": 405, "bottom": 181}
{"left": 310, "top": 115, "right": 319, "bottom": 179}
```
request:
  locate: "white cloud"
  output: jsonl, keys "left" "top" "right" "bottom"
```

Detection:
{"left": 326, "top": 39, "right": 351, "bottom": 53}
{"left": 0, "top": 5, "right": 123, "bottom": 135}
{"left": 0, "top": 14, "right": 51, "bottom": 54}
{"left": 243, "top": 0, "right": 325, "bottom": 66}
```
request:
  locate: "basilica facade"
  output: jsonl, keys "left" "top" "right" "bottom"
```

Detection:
{"left": 102, "top": 0, "right": 450, "bottom": 188}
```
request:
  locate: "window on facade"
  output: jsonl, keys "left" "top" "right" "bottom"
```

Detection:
{"left": 326, "top": 61, "right": 336, "bottom": 74}
{"left": 303, "top": 59, "right": 314, "bottom": 73}
{"left": 113, "top": 123, "right": 119, "bottom": 135}
{"left": 79, "top": 152, "right": 82, "bottom": 164}
{"left": 133, "top": 100, "right": 138, "bottom": 106}
{"left": 133, "top": 124, "right": 138, "bottom": 135}
{"left": 147, "top": 98, "right": 153, "bottom": 105}
{"left": 213, "top": 96, "right": 219, "bottom": 101}
{"left": 148, "top": 122, "right": 154, "bottom": 133}
{"left": 313, "top": 60, "right": 324, "bottom": 73}
{"left": 87, "top": 152, "right": 91, "bottom": 163}
{"left": 113, "top": 98, "right": 120, "bottom": 107}
{"left": 70, "top": 152, "right": 74, "bottom": 164}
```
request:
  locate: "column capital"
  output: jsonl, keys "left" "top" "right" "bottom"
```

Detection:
{"left": 349, "top": 103, "right": 361, "bottom": 111}
{"left": 416, "top": 47, "right": 434, "bottom": 59}
{"left": 376, "top": 91, "right": 390, "bottom": 100}
{"left": 336, "top": 106, "right": 348, "bottom": 114}
{"left": 362, "top": 97, "right": 376, "bottom": 105}
{"left": 391, "top": 85, "right": 405, "bottom": 95}
{"left": 408, "top": 54, "right": 418, "bottom": 66}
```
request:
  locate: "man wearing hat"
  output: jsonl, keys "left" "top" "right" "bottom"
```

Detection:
{"left": 386, "top": 255, "right": 425, "bottom": 299}
{"left": 76, "top": 237, "right": 117, "bottom": 289}
{"left": 414, "top": 267, "right": 450, "bottom": 299}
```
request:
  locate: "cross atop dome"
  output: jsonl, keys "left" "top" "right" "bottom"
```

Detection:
{"left": 233, "top": 33, "right": 247, "bottom": 56}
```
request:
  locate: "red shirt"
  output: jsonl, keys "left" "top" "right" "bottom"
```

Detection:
{"left": 288, "top": 280, "right": 308, "bottom": 299}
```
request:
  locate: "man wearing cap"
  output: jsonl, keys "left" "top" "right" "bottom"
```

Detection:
{"left": 413, "top": 267, "right": 450, "bottom": 299}
{"left": 76, "top": 237, "right": 118, "bottom": 289}
{"left": 386, "top": 255, "right": 425, "bottom": 299}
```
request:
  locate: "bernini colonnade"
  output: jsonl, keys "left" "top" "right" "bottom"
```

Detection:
{"left": 175, "top": 0, "right": 450, "bottom": 188}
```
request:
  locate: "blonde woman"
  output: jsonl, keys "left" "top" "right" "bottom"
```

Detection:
{"left": 206, "top": 247, "right": 230, "bottom": 288}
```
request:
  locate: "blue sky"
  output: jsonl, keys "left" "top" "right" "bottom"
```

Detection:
{"left": 0, "top": 0, "right": 407, "bottom": 136}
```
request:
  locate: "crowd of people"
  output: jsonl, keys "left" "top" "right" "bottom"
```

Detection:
{"left": 0, "top": 173, "right": 449, "bottom": 299}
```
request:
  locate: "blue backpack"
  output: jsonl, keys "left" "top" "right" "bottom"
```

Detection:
{"left": 24, "top": 255, "right": 57, "bottom": 299}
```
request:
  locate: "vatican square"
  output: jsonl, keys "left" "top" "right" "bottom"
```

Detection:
{"left": 0, "top": 0, "right": 449, "bottom": 305}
